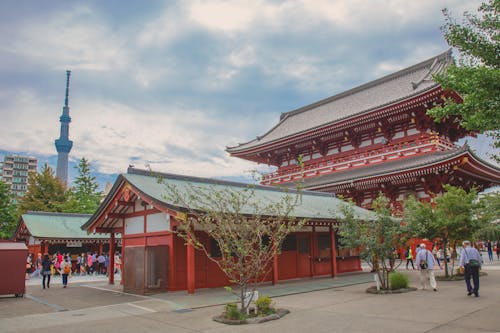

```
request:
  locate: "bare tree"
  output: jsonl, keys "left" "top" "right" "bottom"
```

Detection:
{"left": 162, "top": 180, "right": 306, "bottom": 313}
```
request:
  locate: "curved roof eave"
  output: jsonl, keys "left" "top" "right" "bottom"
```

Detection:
{"left": 228, "top": 84, "right": 441, "bottom": 154}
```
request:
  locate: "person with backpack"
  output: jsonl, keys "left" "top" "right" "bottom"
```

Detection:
{"left": 415, "top": 243, "right": 439, "bottom": 291}
{"left": 405, "top": 247, "right": 415, "bottom": 270}
{"left": 60, "top": 256, "right": 72, "bottom": 288}
{"left": 459, "top": 240, "right": 482, "bottom": 297}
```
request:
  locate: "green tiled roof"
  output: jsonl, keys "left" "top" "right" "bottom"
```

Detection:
{"left": 122, "top": 169, "right": 376, "bottom": 221}
{"left": 22, "top": 212, "right": 112, "bottom": 239}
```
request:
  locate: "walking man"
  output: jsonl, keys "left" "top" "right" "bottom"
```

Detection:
{"left": 415, "top": 243, "right": 438, "bottom": 291}
{"left": 459, "top": 240, "right": 481, "bottom": 297}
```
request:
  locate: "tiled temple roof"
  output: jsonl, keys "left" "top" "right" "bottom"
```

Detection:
{"left": 227, "top": 50, "right": 452, "bottom": 153}
{"left": 17, "top": 211, "right": 114, "bottom": 240}
{"left": 82, "top": 168, "right": 376, "bottom": 232}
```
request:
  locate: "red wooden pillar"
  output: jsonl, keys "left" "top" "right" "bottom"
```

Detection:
{"left": 41, "top": 242, "right": 46, "bottom": 255}
{"left": 310, "top": 225, "right": 315, "bottom": 277}
{"left": 99, "top": 243, "right": 103, "bottom": 256}
{"left": 120, "top": 239, "right": 125, "bottom": 285}
{"left": 109, "top": 233, "right": 115, "bottom": 285}
{"left": 330, "top": 225, "right": 337, "bottom": 277}
{"left": 272, "top": 239, "right": 278, "bottom": 285}
{"left": 187, "top": 234, "right": 195, "bottom": 294}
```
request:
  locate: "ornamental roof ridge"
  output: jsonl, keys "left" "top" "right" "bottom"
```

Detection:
{"left": 24, "top": 211, "right": 92, "bottom": 218}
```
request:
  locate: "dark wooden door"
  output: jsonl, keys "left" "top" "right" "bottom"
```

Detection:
{"left": 296, "top": 235, "right": 311, "bottom": 277}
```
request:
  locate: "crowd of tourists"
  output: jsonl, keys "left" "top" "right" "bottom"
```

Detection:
{"left": 26, "top": 251, "right": 122, "bottom": 289}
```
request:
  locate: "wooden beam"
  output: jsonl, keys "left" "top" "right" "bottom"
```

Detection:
{"left": 107, "top": 213, "right": 124, "bottom": 219}
{"left": 95, "top": 227, "right": 124, "bottom": 234}
{"left": 117, "top": 200, "right": 135, "bottom": 207}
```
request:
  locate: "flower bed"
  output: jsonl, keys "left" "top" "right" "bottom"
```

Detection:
{"left": 213, "top": 308, "right": 290, "bottom": 325}
{"left": 366, "top": 286, "right": 417, "bottom": 294}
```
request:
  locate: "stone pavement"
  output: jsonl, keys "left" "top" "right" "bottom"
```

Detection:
{"left": 1, "top": 260, "right": 499, "bottom": 333}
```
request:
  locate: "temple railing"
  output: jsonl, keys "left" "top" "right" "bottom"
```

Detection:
{"left": 261, "top": 137, "right": 457, "bottom": 184}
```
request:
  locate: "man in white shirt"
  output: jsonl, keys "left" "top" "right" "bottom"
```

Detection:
{"left": 459, "top": 240, "right": 482, "bottom": 297}
{"left": 415, "top": 243, "right": 438, "bottom": 291}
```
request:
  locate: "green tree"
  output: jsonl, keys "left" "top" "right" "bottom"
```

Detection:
{"left": 0, "top": 180, "right": 17, "bottom": 238}
{"left": 339, "top": 195, "right": 406, "bottom": 290}
{"left": 17, "top": 164, "right": 68, "bottom": 214}
{"left": 403, "top": 185, "right": 482, "bottom": 277}
{"left": 473, "top": 191, "right": 500, "bottom": 240}
{"left": 64, "top": 158, "right": 102, "bottom": 213}
{"left": 162, "top": 180, "right": 306, "bottom": 314}
{"left": 428, "top": 0, "right": 500, "bottom": 157}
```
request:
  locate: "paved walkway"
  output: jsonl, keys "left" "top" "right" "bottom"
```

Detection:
{"left": 1, "top": 259, "right": 499, "bottom": 332}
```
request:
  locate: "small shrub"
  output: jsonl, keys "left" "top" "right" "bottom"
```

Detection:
{"left": 389, "top": 272, "right": 409, "bottom": 290}
{"left": 254, "top": 295, "right": 275, "bottom": 316}
{"left": 224, "top": 303, "right": 245, "bottom": 320}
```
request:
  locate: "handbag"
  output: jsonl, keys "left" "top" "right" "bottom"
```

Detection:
{"left": 419, "top": 251, "right": 428, "bottom": 269}
{"left": 463, "top": 248, "right": 481, "bottom": 268}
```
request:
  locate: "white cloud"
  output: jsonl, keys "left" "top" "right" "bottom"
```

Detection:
{"left": 0, "top": 89, "right": 59, "bottom": 155}
{"left": 229, "top": 45, "right": 256, "bottom": 68}
{"left": 5, "top": 5, "right": 130, "bottom": 72}
{"left": 137, "top": 6, "right": 187, "bottom": 48}
{"left": 188, "top": 0, "right": 257, "bottom": 33}
{"left": 67, "top": 98, "right": 269, "bottom": 177}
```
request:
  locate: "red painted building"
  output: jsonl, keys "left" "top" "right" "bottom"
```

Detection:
{"left": 82, "top": 168, "right": 374, "bottom": 294}
{"left": 227, "top": 50, "right": 500, "bottom": 210}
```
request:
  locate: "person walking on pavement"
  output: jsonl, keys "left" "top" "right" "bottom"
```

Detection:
{"left": 41, "top": 254, "right": 52, "bottom": 289}
{"left": 459, "top": 240, "right": 482, "bottom": 297}
{"left": 496, "top": 241, "right": 500, "bottom": 261}
{"left": 405, "top": 247, "right": 415, "bottom": 270}
{"left": 60, "top": 256, "right": 72, "bottom": 288}
{"left": 415, "top": 243, "right": 439, "bottom": 291}
{"left": 486, "top": 240, "right": 493, "bottom": 263}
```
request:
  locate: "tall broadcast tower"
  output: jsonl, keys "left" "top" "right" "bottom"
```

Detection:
{"left": 54, "top": 70, "right": 73, "bottom": 185}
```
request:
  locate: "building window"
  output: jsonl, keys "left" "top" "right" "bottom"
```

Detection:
{"left": 210, "top": 238, "right": 222, "bottom": 258}
{"left": 281, "top": 235, "right": 297, "bottom": 251}
{"left": 298, "top": 237, "right": 309, "bottom": 254}
{"left": 317, "top": 234, "right": 331, "bottom": 259}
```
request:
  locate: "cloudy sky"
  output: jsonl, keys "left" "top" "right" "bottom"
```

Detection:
{"left": 0, "top": 0, "right": 496, "bottom": 187}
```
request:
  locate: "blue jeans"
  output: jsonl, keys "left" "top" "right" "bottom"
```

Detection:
{"left": 62, "top": 273, "right": 68, "bottom": 286}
